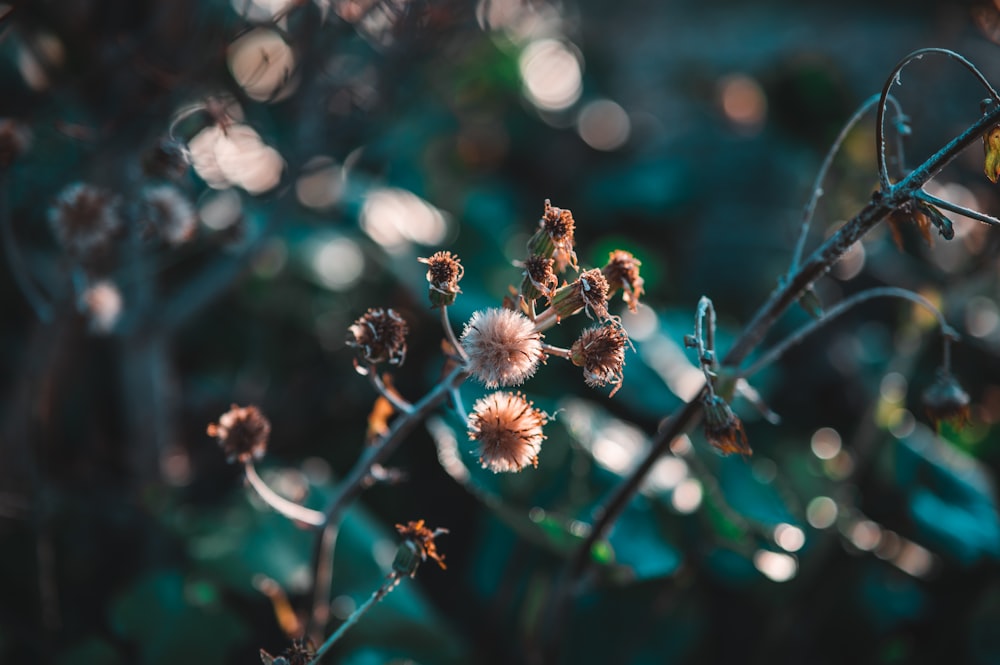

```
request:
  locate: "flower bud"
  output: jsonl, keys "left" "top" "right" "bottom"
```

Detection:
{"left": 526, "top": 199, "right": 578, "bottom": 272}
{"left": 394, "top": 520, "right": 448, "bottom": 575}
{"left": 347, "top": 308, "right": 409, "bottom": 366}
{"left": 418, "top": 250, "right": 463, "bottom": 307}
{"left": 602, "top": 250, "right": 645, "bottom": 312}
{"left": 519, "top": 254, "right": 558, "bottom": 304}
{"left": 922, "top": 369, "right": 970, "bottom": 430}
{"left": 702, "top": 394, "right": 751, "bottom": 456}
{"left": 549, "top": 268, "right": 610, "bottom": 321}
{"left": 570, "top": 323, "right": 628, "bottom": 396}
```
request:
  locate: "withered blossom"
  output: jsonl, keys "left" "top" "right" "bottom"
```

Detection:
{"left": 702, "top": 394, "right": 751, "bottom": 457}
{"left": 347, "top": 308, "right": 409, "bottom": 366}
{"left": 207, "top": 404, "right": 272, "bottom": 463}
{"left": 461, "top": 308, "right": 542, "bottom": 387}
{"left": 418, "top": 250, "right": 464, "bottom": 307}
{"left": 394, "top": 519, "right": 448, "bottom": 576}
{"left": 886, "top": 199, "right": 953, "bottom": 250}
{"left": 570, "top": 323, "right": 629, "bottom": 396}
{"left": 139, "top": 184, "right": 198, "bottom": 246}
{"left": 468, "top": 391, "right": 547, "bottom": 473}
{"left": 549, "top": 268, "right": 610, "bottom": 321}
{"left": 602, "top": 250, "right": 645, "bottom": 312}
{"left": 48, "top": 183, "right": 122, "bottom": 257}
{"left": 260, "top": 639, "right": 316, "bottom": 665}
{"left": 527, "top": 199, "right": 578, "bottom": 272}
{"left": 922, "top": 369, "right": 971, "bottom": 430}
{"left": 519, "top": 254, "right": 559, "bottom": 304}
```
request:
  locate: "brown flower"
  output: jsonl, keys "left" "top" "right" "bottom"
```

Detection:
{"left": 527, "top": 199, "right": 578, "bottom": 272}
{"left": 347, "top": 308, "right": 408, "bottom": 366}
{"left": 259, "top": 639, "right": 316, "bottom": 665}
{"left": 549, "top": 268, "right": 610, "bottom": 321}
{"left": 519, "top": 254, "right": 558, "bottom": 304}
{"left": 418, "top": 250, "right": 464, "bottom": 307}
{"left": 139, "top": 184, "right": 198, "bottom": 246}
{"left": 886, "top": 200, "right": 954, "bottom": 249}
{"left": 922, "top": 369, "right": 971, "bottom": 430}
{"left": 602, "top": 250, "right": 645, "bottom": 313}
{"left": 207, "top": 404, "right": 272, "bottom": 463}
{"left": 48, "top": 183, "right": 122, "bottom": 256}
{"left": 394, "top": 519, "right": 448, "bottom": 576}
{"left": 461, "top": 308, "right": 542, "bottom": 387}
{"left": 702, "top": 395, "right": 751, "bottom": 456}
{"left": 468, "top": 391, "right": 547, "bottom": 473}
{"left": 570, "top": 323, "right": 629, "bottom": 396}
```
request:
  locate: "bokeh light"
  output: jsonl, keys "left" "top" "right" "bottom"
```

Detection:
{"left": 519, "top": 39, "right": 583, "bottom": 112}
{"left": 774, "top": 523, "right": 806, "bottom": 552}
{"left": 577, "top": 99, "right": 631, "bottom": 151}
{"left": 806, "top": 496, "right": 838, "bottom": 529}
{"left": 360, "top": 187, "right": 449, "bottom": 253}
{"left": 227, "top": 28, "right": 298, "bottom": 102}
{"left": 753, "top": 549, "right": 798, "bottom": 582}
{"left": 671, "top": 478, "right": 703, "bottom": 513}
{"left": 718, "top": 74, "right": 767, "bottom": 132}
{"left": 810, "top": 427, "right": 842, "bottom": 460}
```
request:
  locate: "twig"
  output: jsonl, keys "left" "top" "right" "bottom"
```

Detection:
{"left": 914, "top": 190, "right": 1000, "bottom": 228}
{"left": 367, "top": 368, "right": 414, "bottom": 414}
{"left": 307, "top": 572, "right": 404, "bottom": 665}
{"left": 244, "top": 461, "right": 326, "bottom": 527}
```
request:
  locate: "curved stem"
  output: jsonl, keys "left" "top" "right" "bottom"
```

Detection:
{"left": 441, "top": 305, "right": 468, "bottom": 362}
{"left": 914, "top": 190, "right": 1000, "bottom": 227}
{"left": 367, "top": 367, "right": 414, "bottom": 414}
{"left": 307, "top": 572, "right": 403, "bottom": 665}
{"left": 244, "top": 462, "right": 326, "bottom": 527}
{"left": 739, "top": 286, "right": 958, "bottom": 380}
{"left": 877, "top": 48, "right": 1000, "bottom": 190}
{"left": 0, "top": 170, "right": 53, "bottom": 322}
{"left": 694, "top": 296, "right": 717, "bottom": 396}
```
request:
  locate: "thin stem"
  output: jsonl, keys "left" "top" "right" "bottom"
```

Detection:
{"left": 244, "top": 462, "right": 326, "bottom": 527}
{"left": 0, "top": 170, "right": 54, "bottom": 322}
{"left": 877, "top": 48, "right": 1000, "bottom": 190}
{"left": 694, "top": 296, "right": 717, "bottom": 395}
{"left": 915, "top": 190, "right": 1000, "bottom": 227}
{"left": 541, "top": 342, "right": 572, "bottom": 360}
{"left": 367, "top": 367, "right": 414, "bottom": 414}
{"left": 530, "top": 306, "right": 560, "bottom": 333}
{"left": 441, "top": 305, "right": 468, "bottom": 362}
{"left": 307, "top": 364, "right": 469, "bottom": 635}
{"left": 739, "top": 286, "right": 958, "bottom": 380}
{"left": 307, "top": 572, "right": 403, "bottom": 665}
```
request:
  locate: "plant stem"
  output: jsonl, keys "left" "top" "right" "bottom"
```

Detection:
{"left": 441, "top": 305, "right": 468, "bottom": 361}
{"left": 307, "top": 572, "right": 404, "bottom": 665}
{"left": 244, "top": 462, "right": 326, "bottom": 527}
{"left": 694, "top": 296, "right": 717, "bottom": 394}
{"left": 914, "top": 190, "right": 1000, "bottom": 227}
{"left": 367, "top": 367, "right": 414, "bottom": 414}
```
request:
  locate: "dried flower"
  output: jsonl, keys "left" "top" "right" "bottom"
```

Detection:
{"left": 468, "top": 391, "right": 547, "bottom": 473}
{"left": 0, "top": 118, "right": 31, "bottom": 167}
{"left": 984, "top": 124, "right": 1000, "bottom": 184}
{"left": 418, "top": 250, "right": 464, "bottom": 307}
{"left": 260, "top": 639, "right": 316, "bottom": 665}
{"left": 139, "top": 184, "right": 198, "bottom": 246}
{"left": 602, "top": 250, "right": 645, "bottom": 312}
{"left": 527, "top": 199, "right": 578, "bottom": 272}
{"left": 549, "top": 268, "right": 610, "bottom": 321}
{"left": 142, "top": 137, "right": 190, "bottom": 181}
{"left": 886, "top": 200, "right": 954, "bottom": 249}
{"left": 207, "top": 404, "right": 272, "bottom": 463}
{"left": 571, "top": 323, "right": 629, "bottom": 396}
{"left": 702, "top": 394, "right": 751, "bottom": 456}
{"left": 80, "top": 279, "right": 123, "bottom": 334}
{"left": 461, "top": 308, "right": 543, "bottom": 387}
{"left": 519, "top": 254, "right": 558, "bottom": 304}
{"left": 922, "top": 369, "right": 971, "bottom": 430}
{"left": 347, "top": 308, "right": 409, "bottom": 366}
{"left": 394, "top": 520, "right": 448, "bottom": 575}
{"left": 48, "top": 183, "right": 122, "bottom": 256}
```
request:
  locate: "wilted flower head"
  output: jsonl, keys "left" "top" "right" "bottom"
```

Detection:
{"left": 468, "top": 391, "right": 547, "bottom": 473}
{"left": 571, "top": 323, "right": 629, "bottom": 396}
{"left": 702, "top": 394, "right": 751, "bottom": 456}
{"left": 602, "top": 250, "right": 645, "bottom": 312}
{"left": 0, "top": 118, "right": 31, "bottom": 167}
{"left": 142, "top": 137, "right": 191, "bottom": 181}
{"left": 48, "top": 183, "right": 122, "bottom": 256}
{"left": 259, "top": 639, "right": 315, "bottom": 665}
{"left": 394, "top": 520, "right": 448, "bottom": 576}
{"left": 550, "top": 268, "right": 610, "bottom": 321}
{"left": 984, "top": 124, "right": 1000, "bottom": 184}
{"left": 347, "top": 308, "right": 408, "bottom": 366}
{"left": 418, "top": 251, "right": 463, "bottom": 307}
{"left": 139, "top": 184, "right": 198, "bottom": 246}
{"left": 886, "top": 200, "right": 953, "bottom": 249}
{"left": 461, "top": 308, "right": 542, "bottom": 387}
{"left": 527, "top": 199, "right": 578, "bottom": 272}
{"left": 207, "top": 404, "right": 272, "bottom": 463}
{"left": 922, "top": 369, "right": 970, "bottom": 430}
{"left": 80, "top": 279, "right": 123, "bottom": 334}
{"left": 519, "top": 254, "right": 558, "bottom": 304}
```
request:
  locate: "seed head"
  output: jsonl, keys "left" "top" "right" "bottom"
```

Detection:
{"left": 702, "top": 394, "right": 751, "bottom": 456}
{"left": 461, "top": 308, "right": 543, "bottom": 387}
{"left": 922, "top": 369, "right": 971, "bottom": 430}
{"left": 207, "top": 404, "right": 272, "bottom": 464}
{"left": 0, "top": 118, "right": 31, "bottom": 167}
{"left": 418, "top": 251, "right": 464, "bottom": 307}
{"left": 139, "top": 184, "right": 198, "bottom": 246}
{"left": 394, "top": 520, "right": 448, "bottom": 575}
{"left": 48, "top": 183, "right": 122, "bottom": 257}
{"left": 519, "top": 254, "right": 558, "bottom": 304}
{"left": 549, "top": 268, "right": 610, "bottom": 321}
{"left": 347, "top": 308, "right": 408, "bottom": 366}
{"left": 468, "top": 391, "right": 547, "bottom": 473}
{"left": 571, "top": 323, "right": 629, "bottom": 396}
{"left": 602, "top": 250, "right": 645, "bottom": 313}
{"left": 527, "top": 199, "right": 578, "bottom": 272}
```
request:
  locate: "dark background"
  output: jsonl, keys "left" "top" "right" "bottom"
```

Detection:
{"left": 2, "top": 0, "right": 1000, "bottom": 663}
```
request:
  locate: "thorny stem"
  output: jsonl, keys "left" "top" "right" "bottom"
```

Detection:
{"left": 877, "top": 48, "right": 1000, "bottom": 191}
{"left": 441, "top": 305, "right": 468, "bottom": 362}
{"left": 738, "top": 286, "right": 958, "bottom": 380}
{"left": 367, "top": 366, "right": 414, "bottom": 414}
{"left": 306, "top": 572, "right": 404, "bottom": 665}
{"left": 914, "top": 190, "right": 1000, "bottom": 228}
{"left": 243, "top": 462, "right": 326, "bottom": 527}
{"left": 307, "top": 364, "right": 469, "bottom": 636}
{"left": 693, "top": 296, "right": 718, "bottom": 395}
{"left": 0, "top": 170, "right": 54, "bottom": 322}
{"left": 545, "top": 82, "right": 1000, "bottom": 662}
